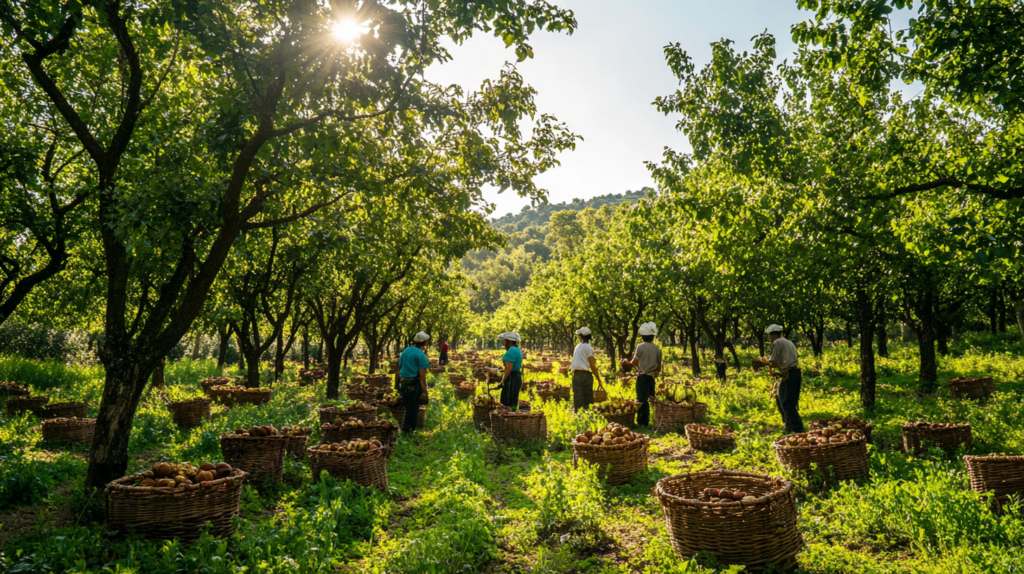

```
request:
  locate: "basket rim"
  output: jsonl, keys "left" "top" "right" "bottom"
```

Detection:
{"left": 218, "top": 434, "right": 290, "bottom": 441}
{"left": 901, "top": 422, "right": 971, "bottom": 431}
{"left": 306, "top": 445, "right": 386, "bottom": 459}
{"left": 8, "top": 395, "right": 50, "bottom": 403}
{"left": 649, "top": 398, "right": 707, "bottom": 408}
{"left": 772, "top": 432, "right": 867, "bottom": 450}
{"left": 963, "top": 454, "right": 1024, "bottom": 463}
{"left": 321, "top": 421, "right": 397, "bottom": 431}
{"left": 684, "top": 423, "right": 738, "bottom": 438}
{"left": 106, "top": 468, "right": 249, "bottom": 494}
{"left": 43, "top": 400, "right": 87, "bottom": 407}
{"left": 319, "top": 404, "right": 376, "bottom": 413}
{"left": 809, "top": 419, "right": 875, "bottom": 430}
{"left": 42, "top": 417, "right": 96, "bottom": 426}
{"left": 167, "top": 397, "right": 213, "bottom": 407}
{"left": 573, "top": 435, "right": 648, "bottom": 452}
{"left": 655, "top": 469, "right": 794, "bottom": 508}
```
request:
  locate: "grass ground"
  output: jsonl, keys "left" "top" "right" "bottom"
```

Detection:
{"left": 0, "top": 333, "right": 1022, "bottom": 573}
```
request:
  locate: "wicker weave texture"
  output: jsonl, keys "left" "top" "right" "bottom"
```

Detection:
{"left": 388, "top": 406, "right": 426, "bottom": 428}
{"left": 286, "top": 435, "right": 309, "bottom": 460}
{"left": 489, "top": 411, "right": 547, "bottom": 442}
{"left": 167, "top": 398, "right": 212, "bottom": 428}
{"left": 41, "top": 418, "right": 96, "bottom": 444}
{"left": 964, "top": 455, "right": 1024, "bottom": 510}
{"left": 105, "top": 469, "right": 248, "bottom": 540}
{"left": 535, "top": 387, "right": 570, "bottom": 402}
{"left": 219, "top": 436, "right": 287, "bottom": 483}
{"left": 453, "top": 386, "right": 476, "bottom": 400}
{"left": 655, "top": 470, "right": 803, "bottom": 571}
{"left": 773, "top": 435, "right": 869, "bottom": 480}
{"left": 902, "top": 424, "right": 973, "bottom": 453}
{"left": 948, "top": 377, "right": 996, "bottom": 400}
{"left": 5, "top": 396, "right": 49, "bottom": 416}
{"left": 308, "top": 447, "right": 388, "bottom": 488}
{"left": 651, "top": 399, "right": 707, "bottom": 433}
{"left": 602, "top": 410, "right": 636, "bottom": 428}
{"left": 593, "top": 388, "right": 608, "bottom": 403}
{"left": 684, "top": 425, "right": 737, "bottom": 452}
{"left": 40, "top": 402, "right": 88, "bottom": 419}
{"left": 573, "top": 437, "right": 648, "bottom": 484}
{"left": 473, "top": 403, "right": 494, "bottom": 429}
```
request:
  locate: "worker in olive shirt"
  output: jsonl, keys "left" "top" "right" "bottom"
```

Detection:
{"left": 623, "top": 322, "right": 662, "bottom": 427}
{"left": 569, "top": 326, "right": 604, "bottom": 411}
{"left": 395, "top": 331, "right": 431, "bottom": 433}
{"left": 496, "top": 332, "right": 524, "bottom": 409}
{"left": 766, "top": 324, "right": 804, "bottom": 432}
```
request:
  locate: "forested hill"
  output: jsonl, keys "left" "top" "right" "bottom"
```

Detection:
{"left": 490, "top": 189, "right": 651, "bottom": 233}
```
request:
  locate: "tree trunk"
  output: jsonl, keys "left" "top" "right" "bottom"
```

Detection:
{"left": 1014, "top": 300, "right": 1024, "bottom": 343}
{"left": 325, "top": 339, "right": 342, "bottom": 400}
{"left": 217, "top": 328, "right": 231, "bottom": 369}
{"left": 989, "top": 289, "right": 999, "bottom": 334}
{"left": 856, "top": 288, "right": 876, "bottom": 408}
{"left": 877, "top": 313, "right": 889, "bottom": 358}
{"left": 237, "top": 332, "right": 246, "bottom": 370}
{"left": 725, "top": 341, "right": 740, "bottom": 370}
{"left": 190, "top": 333, "right": 203, "bottom": 360}
{"left": 86, "top": 354, "right": 162, "bottom": 488}
{"left": 844, "top": 321, "right": 854, "bottom": 349}
{"left": 245, "top": 348, "right": 262, "bottom": 388}
{"left": 907, "top": 296, "right": 939, "bottom": 392}
{"left": 302, "top": 327, "right": 310, "bottom": 369}
{"left": 753, "top": 330, "right": 765, "bottom": 357}
{"left": 937, "top": 321, "right": 949, "bottom": 356}
{"left": 150, "top": 358, "right": 166, "bottom": 388}
{"left": 689, "top": 336, "right": 701, "bottom": 376}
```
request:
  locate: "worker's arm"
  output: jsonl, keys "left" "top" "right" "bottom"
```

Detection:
{"left": 502, "top": 360, "right": 513, "bottom": 383}
{"left": 419, "top": 367, "right": 426, "bottom": 389}
{"left": 587, "top": 355, "right": 602, "bottom": 384}
{"left": 626, "top": 354, "right": 640, "bottom": 368}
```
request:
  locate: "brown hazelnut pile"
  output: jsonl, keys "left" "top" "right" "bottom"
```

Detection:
{"left": 311, "top": 439, "right": 383, "bottom": 454}
{"left": 692, "top": 488, "right": 759, "bottom": 504}
{"left": 904, "top": 421, "right": 969, "bottom": 431}
{"left": 222, "top": 425, "right": 282, "bottom": 438}
{"left": 574, "top": 423, "right": 646, "bottom": 446}
{"left": 689, "top": 424, "right": 737, "bottom": 436}
{"left": 781, "top": 426, "right": 863, "bottom": 447}
{"left": 135, "top": 461, "right": 233, "bottom": 488}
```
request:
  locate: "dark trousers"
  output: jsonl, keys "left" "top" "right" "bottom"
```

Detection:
{"left": 715, "top": 362, "right": 727, "bottom": 381}
{"left": 636, "top": 373, "right": 656, "bottom": 426}
{"left": 439, "top": 351, "right": 448, "bottom": 365}
{"left": 776, "top": 368, "right": 804, "bottom": 433}
{"left": 572, "top": 371, "right": 594, "bottom": 411}
{"left": 499, "top": 371, "right": 522, "bottom": 409}
{"left": 399, "top": 378, "right": 422, "bottom": 431}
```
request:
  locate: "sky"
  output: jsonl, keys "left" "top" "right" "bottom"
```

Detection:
{"left": 424, "top": 0, "right": 820, "bottom": 220}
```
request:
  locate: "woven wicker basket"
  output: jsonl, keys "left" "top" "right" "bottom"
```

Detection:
{"left": 948, "top": 377, "right": 996, "bottom": 400}
{"left": 902, "top": 423, "right": 972, "bottom": 453}
{"left": 106, "top": 469, "right": 248, "bottom": 540}
{"left": 322, "top": 422, "right": 399, "bottom": 457}
{"left": 489, "top": 411, "right": 547, "bottom": 442}
{"left": 5, "top": 395, "right": 49, "bottom": 416}
{"left": 773, "top": 434, "right": 869, "bottom": 481}
{"left": 535, "top": 387, "right": 571, "bottom": 402}
{"left": 809, "top": 418, "right": 875, "bottom": 443}
{"left": 167, "top": 398, "right": 212, "bottom": 429}
{"left": 963, "top": 454, "right": 1024, "bottom": 511}
{"left": 473, "top": 402, "right": 498, "bottom": 429}
{"left": 558, "top": 367, "right": 569, "bottom": 376}
{"left": 428, "top": 366, "right": 446, "bottom": 375}
{"left": 751, "top": 358, "right": 769, "bottom": 372}
{"left": 453, "top": 385, "right": 476, "bottom": 400}
{"left": 285, "top": 435, "right": 309, "bottom": 460}
{"left": 685, "top": 424, "right": 737, "bottom": 452}
{"left": 41, "top": 417, "right": 96, "bottom": 444}
{"left": 318, "top": 405, "right": 378, "bottom": 426}
{"left": 209, "top": 387, "right": 273, "bottom": 407}
{"left": 448, "top": 375, "right": 467, "bottom": 385}
{"left": 388, "top": 406, "right": 426, "bottom": 428}
{"left": 344, "top": 387, "right": 377, "bottom": 402}
{"left": 200, "top": 378, "right": 231, "bottom": 395}
{"left": 655, "top": 470, "right": 803, "bottom": 571}
{"left": 40, "top": 401, "right": 88, "bottom": 419}
{"left": 0, "top": 382, "right": 30, "bottom": 396}
{"left": 601, "top": 410, "right": 637, "bottom": 428}
{"left": 366, "top": 375, "right": 390, "bottom": 387}
{"left": 219, "top": 435, "right": 288, "bottom": 483}
{"left": 593, "top": 387, "right": 608, "bottom": 403}
{"left": 573, "top": 436, "right": 648, "bottom": 484}
{"left": 308, "top": 446, "right": 388, "bottom": 488}
{"left": 651, "top": 399, "right": 707, "bottom": 434}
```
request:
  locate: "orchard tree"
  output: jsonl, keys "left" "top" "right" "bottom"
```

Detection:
{"left": 0, "top": 0, "right": 577, "bottom": 487}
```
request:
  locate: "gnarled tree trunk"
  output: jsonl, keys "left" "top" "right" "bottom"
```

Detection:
{"left": 856, "top": 287, "right": 876, "bottom": 408}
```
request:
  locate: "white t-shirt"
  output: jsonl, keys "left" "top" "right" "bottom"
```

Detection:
{"left": 569, "top": 343, "right": 595, "bottom": 371}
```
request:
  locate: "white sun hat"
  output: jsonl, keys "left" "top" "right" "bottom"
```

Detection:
{"left": 503, "top": 332, "right": 521, "bottom": 342}
{"left": 575, "top": 326, "right": 592, "bottom": 336}
{"left": 638, "top": 322, "right": 658, "bottom": 336}
{"left": 765, "top": 324, "right": 784, "bottom": 334}
{"left": 413, "top": 331, "right": 431, "bottom": 343}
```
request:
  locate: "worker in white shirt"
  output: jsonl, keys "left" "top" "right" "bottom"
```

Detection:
{"left": 766, "top": 324, "right": 804, "bottom": 432}
{"left": 623, "top": 322, "right": 662, "bottom": 427}
{"left": 569, "top": 327, "right": 603, "bottom": 411}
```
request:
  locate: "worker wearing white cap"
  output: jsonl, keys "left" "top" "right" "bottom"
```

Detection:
{"left": 623, "top": 322, "right": 663, "bottom": 427}
{"left": 496, "top": 332, "right": 524, "bottom": 409}
{"left": 395, "top": 331, "right": 431, "bottom": 432}
{"left": 766, "top": 324, "right": 803, "bottom": 432}
{"left": 569, "top": 327, "right": 603, "bottom": 410}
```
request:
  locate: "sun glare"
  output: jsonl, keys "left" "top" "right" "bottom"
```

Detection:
{"left": 333, "top": 19, "right": 368, "bottom": 43}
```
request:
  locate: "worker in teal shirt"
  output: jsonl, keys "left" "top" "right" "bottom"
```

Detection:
{"left": 497, "top": 332, "right": 523, "bottom": 410}
{"left": 394, "top": 331, "right": 431, "bottom": 432}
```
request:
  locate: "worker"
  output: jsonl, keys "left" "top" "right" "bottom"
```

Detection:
{"left": 623, "top": 322, "right": 662, "bottom": 427}
{"left": 714, "top": 354, "right": 727, "bottom": 381}
{"left": 395, "top": 331, "right": 430, "bottom": 433}
{"left": 766, "top": 324, "right": 804, "bottom": 432}
{"left": 439, "top": 340, "right": 449, "bottom": 366}
{"left": 496, "top": 332, "right": 524, "bottom": 409}
{"left": 569, "top": 327, "right": 603, "bottom": 411}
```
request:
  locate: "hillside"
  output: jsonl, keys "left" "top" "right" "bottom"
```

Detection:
{"left": 491, "top": 189, "right": 650, "bottom": 233}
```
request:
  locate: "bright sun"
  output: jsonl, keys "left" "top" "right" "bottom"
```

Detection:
{"left": 332, "top": 19, "right": 368, "bottom": 43}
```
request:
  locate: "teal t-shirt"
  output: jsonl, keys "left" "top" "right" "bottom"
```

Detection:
{"left": 399, "top": 346, "right": 430, "bottom": 379}
{"left": 502, "top": 346, "right": 523, "bottom": 372}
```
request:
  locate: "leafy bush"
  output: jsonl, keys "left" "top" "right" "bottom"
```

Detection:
{"left": 524, "top": 457, "right": 605, "bottom": 537}
{"left": 0, "top": 452, "right": 84, "bottom": 511}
